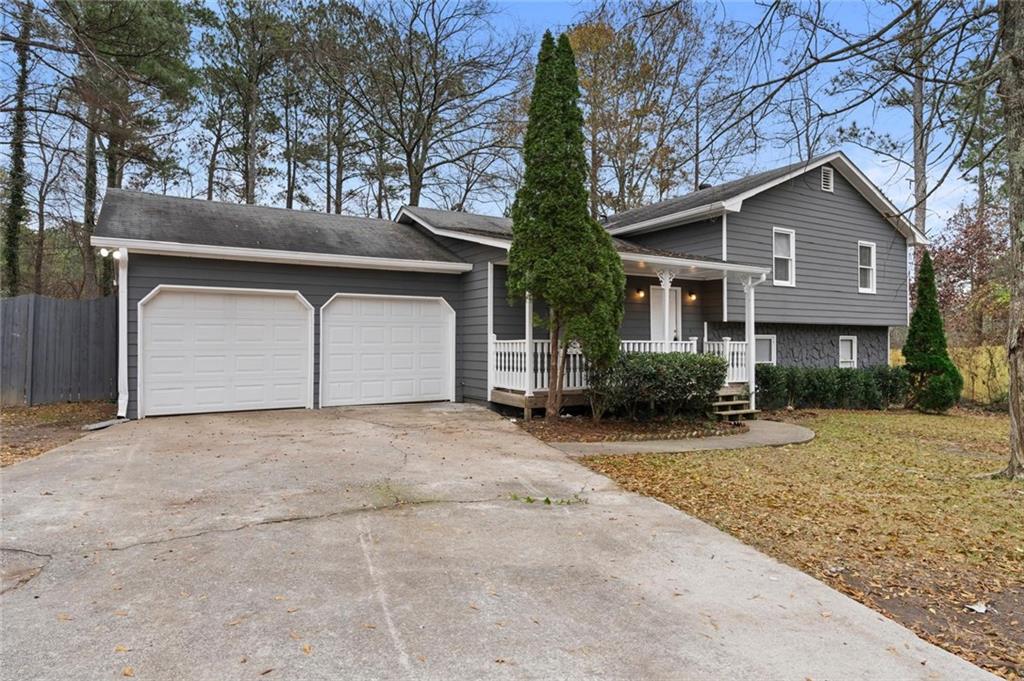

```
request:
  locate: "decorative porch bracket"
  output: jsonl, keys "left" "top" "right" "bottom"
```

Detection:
{"left": 656, "top": 269, "right": 678, "bottom": 353}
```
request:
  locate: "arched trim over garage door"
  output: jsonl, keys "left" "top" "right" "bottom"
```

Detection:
{"left": 319, "top": 293, "right": 456, "bottom": 408}
{"left": 137, "top": 285, "right": 314, "bottom": 418}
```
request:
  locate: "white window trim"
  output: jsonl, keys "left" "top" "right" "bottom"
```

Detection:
{"left": 772, "top": 227, "right": 796, "bottom": 287}
{"left": 754, "top": 334, "right": 777, "bottom": 365}
{"left": 839, "top": 335, "right": 858, "bottom": 368}
{"left": 858, "top": 240, "right": 877, "bottom": 294}
{"left": 821, "top": 166, "right": 834, "bottom": 192}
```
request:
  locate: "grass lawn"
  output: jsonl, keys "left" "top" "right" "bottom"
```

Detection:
{"left": 1, "top": 401, "right": 116, "bottom": 466}
{"left": 583, "top": 409, "right": 1022, "bottom": 680}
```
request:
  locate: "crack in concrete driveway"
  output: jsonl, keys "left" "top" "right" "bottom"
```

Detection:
{"left": 0, "top": 403, "right": 996, "bottom": 680}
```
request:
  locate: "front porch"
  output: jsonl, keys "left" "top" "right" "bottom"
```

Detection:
{"left": 486, "top": 253, "right": 771, "bottom": 416}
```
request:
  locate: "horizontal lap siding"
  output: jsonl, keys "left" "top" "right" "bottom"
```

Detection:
{"left": 127, "top": 255, "right": 463, "bottom": 418}
{"left": 430, "top": 240, "right": 507, "bottom": 402}
{"left": 725, "top": 165, "right": 908, "bottom": 326}
{"left": 629, "top": 216, "right": 723, "bottom": 259}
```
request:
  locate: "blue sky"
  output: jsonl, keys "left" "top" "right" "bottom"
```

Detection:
{"left": 490, "top": 1, "right": 974, "bottom": 238}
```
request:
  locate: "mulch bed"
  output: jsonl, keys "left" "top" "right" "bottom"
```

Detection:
{"left": 1, "top": 401, "right": 117, "bottom": 466}
{"left": 518, "top": 415, "right": 747, "bottom": 442}
{"left": 582, "top": 410, "right": 1023, "bottom": 679}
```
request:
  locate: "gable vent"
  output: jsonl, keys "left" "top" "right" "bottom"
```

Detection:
{"left": 821, "top": 166, "right": 834, "bottom": 192}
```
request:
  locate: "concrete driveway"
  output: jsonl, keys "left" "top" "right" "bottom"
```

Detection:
{"left": 1, "top": 404, "right": 993, "bottom": 680}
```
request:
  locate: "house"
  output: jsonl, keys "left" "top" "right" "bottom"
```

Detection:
{"left": 92, "top": 151, "right": 926, "bottom": 420}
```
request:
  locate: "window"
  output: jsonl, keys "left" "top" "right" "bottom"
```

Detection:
{"left": 821, "top": 166, "right": 834, "bottom": 192}
{"left": 839, "top": 336, "right": 858, "bottom": 368}
{"left": 773, "top": 227, "right": 795, "bottom": 286}
{"left": 755, "top": 335, "right": 776, "bottom": 365}
{"left": 858, "top": 241, "right": 876, "bottom": 294}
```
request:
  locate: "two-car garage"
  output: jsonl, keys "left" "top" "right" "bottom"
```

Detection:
{"left": 138, "top": 286, "right": 455, "bottom": 418}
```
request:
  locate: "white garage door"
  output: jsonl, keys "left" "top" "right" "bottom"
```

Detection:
{"left": 140, "top": 287, "right": 312, "bottom": 417}
{"left": 320, "top": 294, "right": 454, "bottom": 407}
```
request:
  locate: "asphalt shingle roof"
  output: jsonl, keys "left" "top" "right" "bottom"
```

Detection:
{"left": 97, "top": 190, "right": 464, "bottom": 263}
{"left": 604, "top": 154, "right": 835, "bottom": 230}
{"left": 401, "top": 206, "right": 726, "bottom": 264}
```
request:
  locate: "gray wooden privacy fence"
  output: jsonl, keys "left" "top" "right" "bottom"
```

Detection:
{"left": 1, "top": 294, "right": 117, "bottom": 406}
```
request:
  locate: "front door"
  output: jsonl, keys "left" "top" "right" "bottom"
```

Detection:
{"left": 649, "top": 286, "right": 682, "bottom": 341}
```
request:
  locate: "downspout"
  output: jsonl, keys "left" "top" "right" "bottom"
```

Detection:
{"left": 117, "top": 247, "right": 128, "bottom": 417}
{"left": 721, "top": 211, "right": 728, "bottom": 322}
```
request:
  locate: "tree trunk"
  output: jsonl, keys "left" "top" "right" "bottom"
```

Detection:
{"left": 997, "top": 0, "right": 1023, "bottom": 479}
{"left": 34, "top": 191, "right": 44, "bottom": 293}
{"left": 206, "top": 125, "right": 221, "bottom": 201}
{"left": 911, "top": 0, "right": 928, "bottom": 241}
{"left": 407, "top": 153, "right": 423, "bottom": 207}
{"left": 545, "top": 312, "right": 563, "bottom": 421}
{"left": 81, "top": 105, "right": 100, "bottom": 299}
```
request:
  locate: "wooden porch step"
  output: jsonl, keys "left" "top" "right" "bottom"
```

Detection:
{"left": 718, "top": 408, "right": 760, "bottom": 421}
{"left": 712, "top": 399, "right": 751, "bottom": 409}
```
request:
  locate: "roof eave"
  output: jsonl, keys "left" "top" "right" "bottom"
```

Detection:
{"left": 605, "top": 202, "right": 730, "bottom": 236}
{"left": 90, "top": 236, "right": 473, "bottom": 274}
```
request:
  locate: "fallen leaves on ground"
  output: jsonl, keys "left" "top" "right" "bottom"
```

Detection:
{"left": 1, "top": 401, "right": 116, "bottom": 466}
{"left": 519, "top": 415, "right": 746, "bottom": 442}
{"left": 583, "top": 409, "right": 1022, "bottom": 680}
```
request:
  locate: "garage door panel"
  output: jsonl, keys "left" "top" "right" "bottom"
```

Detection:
{"left": 141, "top": 289, "right": 311, "bottom": 417}
{"left": 321, "top": 295, "right": 453, "bottom": 407}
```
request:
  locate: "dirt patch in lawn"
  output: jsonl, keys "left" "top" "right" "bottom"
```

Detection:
{"left": 583, "top": 410, "right": 1023, "bottom": 680}
{"left": 519, "top": 415, "right": 747, "bottom": 442}
{"left": 1, "top": 401, "right": 117, "bottom": 466}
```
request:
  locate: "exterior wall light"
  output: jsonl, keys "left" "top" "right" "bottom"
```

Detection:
{"left": 636, "top": 288, "right": 645, "bottom": 299}
{"left": 688, "top": 291, "right": 697, "bottom": 301}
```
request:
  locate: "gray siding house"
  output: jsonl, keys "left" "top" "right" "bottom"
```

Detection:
{"left": 93, "top": 151, "right": 925, "bottom": 420}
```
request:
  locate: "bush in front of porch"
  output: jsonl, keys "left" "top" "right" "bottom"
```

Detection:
{"left": 587, "top": 352, "right": 728, "bottom": 421}
{"left": 755, "top": 364, "right": 910, "bottom": 410}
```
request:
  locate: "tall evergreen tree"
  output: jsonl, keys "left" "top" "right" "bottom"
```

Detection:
{"left": 3, "top": 1, "right": 31, "bottom": 297}
{"left": 508, "top": 32, "right": 625, "bottom": 420}
{"left": 903, "top": 250, "right": 963, "bottom": 412}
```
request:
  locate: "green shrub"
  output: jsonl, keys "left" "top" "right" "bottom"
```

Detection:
{"left": 754, "top": 365, "right": 911, "bottom": 411}
{"left": 903, "top": 250, "right": 961, "bottom": 413}
{"left": 871, "top": 366, "right": 910, "bottom": 407}
{"left": 754, "top": 364, "right": 789, "bottom": 410}
{"left": 587, "top": 352, "right": 728, "bottom": 421}
{"left": 918, "top": 372, "right": 959, "bottom": 413}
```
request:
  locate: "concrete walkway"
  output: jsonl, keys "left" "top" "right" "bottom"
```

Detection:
{"left": 551, "top": 418, "right": 815, "bottom": 456}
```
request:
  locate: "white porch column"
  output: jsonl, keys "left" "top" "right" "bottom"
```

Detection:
{"left": 656, "top": 270, "right": 676, "bottom": 352}
{"left": 524, "top": 292, "right": 534, "bottom": 396}
{"left": 743, "top": 276, "right": 756, "bottom": 410}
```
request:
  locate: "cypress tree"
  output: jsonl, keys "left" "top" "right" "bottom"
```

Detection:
{"left": 508, "top": 32, "right": 625, "bottom": 420}
{"left": 903, "top": 250, "right": 962, "bottom": 412}
{"left": 2, "top": 1, "right": 31, "bottom": 297}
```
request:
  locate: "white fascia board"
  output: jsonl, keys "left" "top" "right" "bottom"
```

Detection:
{"left": 606, "top": 203, "right": 729, "bottom": 236}
{"left": 90, "top": 236, "right": 473, "bottom": 273}
{"left": 396, "top": 208, "right": 512, "bottom": 250}
{"left": 618, "top": 252, "right": 769, "bottom": 276}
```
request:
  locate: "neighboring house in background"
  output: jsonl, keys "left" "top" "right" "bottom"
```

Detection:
{"left": 92, "top": 150, "right": 925, "bottom": 420}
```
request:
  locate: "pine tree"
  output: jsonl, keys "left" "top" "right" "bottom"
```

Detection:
{"left": 2, "top": 1, "right": 31, "bottom": 297}
{"left": 903, "top": 250, "right": 963, "bottom": 412}
{"left": 508, "top": 32, "right": 625, "bottom": 420}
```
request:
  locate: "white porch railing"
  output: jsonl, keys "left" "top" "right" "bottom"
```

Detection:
{"left": 704, "top": 337, "right": 748, "bottom": 384}
{"left": 491, "top": 336, "right": 745, "bottom": 392}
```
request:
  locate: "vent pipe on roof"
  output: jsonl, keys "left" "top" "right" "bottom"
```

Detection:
{"left": 698, "top": 182, "right": 713, "bottom": 190}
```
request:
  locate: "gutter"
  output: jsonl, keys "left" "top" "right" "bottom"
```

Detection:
{"left": 89, "top": 236, "right": 473, "bottom": 274}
